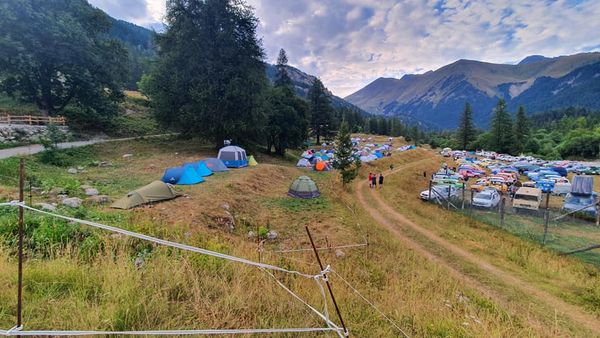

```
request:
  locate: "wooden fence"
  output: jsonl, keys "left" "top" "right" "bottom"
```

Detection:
{"left": 0, "top": 114, "right": 66, "bottom": 126}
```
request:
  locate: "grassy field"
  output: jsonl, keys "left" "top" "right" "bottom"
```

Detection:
{"left": 0, "top": 136, "right": 598, "bottom": 336}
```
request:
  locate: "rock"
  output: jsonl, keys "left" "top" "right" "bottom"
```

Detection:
{"left": 91, "top": 161, "right": 101, "bottom": 167}
{"left": 134, "top": 256, "right": 145, "bottom": 269}
{"left": 267, "top": 230, "right": 278, "bottom": 240}
{"left": 80, "top": 185, "right": 92, "bottom": 190}
{"left": 99, "top": 161, "right": 112, "bottom": 167}
{"left": 34, "top": 203, "right": 57, "bottom": 211}
{"left": 61, "top": 197, "right": 82, "bottom": 208}
{"left": 335, "top": 249, "right": 346, "bottom": 259}
{"left": 85, "top": 195, "right": 110, "bottom": 205}
{"left": 247, "top": 231, "right": 256, "bottom": 239}
{"left": 84, "top": 188, "right": 99, "bottom": 196}
{"left": 122, "top": 153, "right": 133, "bottom": 158}
{"left": 67, "top": 168, "right": 78, "bottom": 174}
{"left": 56, "top": 194, "right": 68, "bottom": 200}
{"left": 48, "top": 187, "right": 66, "bottom": 195}
{"left": 76, "top": 166, "right": 84, "bottom": 171}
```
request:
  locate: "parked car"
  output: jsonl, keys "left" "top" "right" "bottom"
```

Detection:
{"left": 581, "top": 167, "right": 600, "bottom": 175}
{"left": 535, "top": 180, "right": 555, "bottom": 193}
{"left": 472, "top": 189, "right": 502, "bottom": 209}
{"left": 513, "top": 187, "right": 543, "bottom": 212}
{"left": 441, "top": 148, "right": 452, "bottom": 157}
{"left": 420, "top": 185, "right": 459, "bottom": 201}
{"left": 552, "top": 182, "right": 572, "bottom": 196}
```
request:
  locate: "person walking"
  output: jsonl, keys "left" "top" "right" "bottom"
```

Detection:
{"left": 371, "top": 174, "right": 377, "bottom": 188}
{"left": 378, "top": 173, "right": 384, "bottom": 188}
{"left": 368, "top": 173, "right": 373, "bottom": 188}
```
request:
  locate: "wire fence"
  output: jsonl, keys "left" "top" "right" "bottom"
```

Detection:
{"left": 423, "top": 182, "right": 600, "bottom": 266}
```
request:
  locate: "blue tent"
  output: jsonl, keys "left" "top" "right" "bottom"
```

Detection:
{"left": 185, "top": 161, "right": 213, "bottom": 177}
{"left": 374, "top": 152, "right": 384, "bottom": 159}
{"left": 161, "top": 166, "right": 204, "bottom": 185}
{"left": 201, "top": 158, "right": 229, "bottom": 172}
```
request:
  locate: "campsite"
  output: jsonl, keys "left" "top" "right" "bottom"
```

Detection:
{"left": 2, "top": 0, "right": 600, "bottom": 337}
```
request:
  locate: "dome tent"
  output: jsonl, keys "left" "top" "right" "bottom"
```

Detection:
{"left": 200, "top": 158, "right": 229, "bottom": 172}
{"left": 111, "top": 181, "right": 178, "bottom": 209}
{"left": 218, "top": 145, "right": 248, "bottom": 168}
{"left": 296, "top": 158, "right": 311, "bottom": 168}
{"left": 185, "top": 161, "right": 213, "bottom": 177}
{"left": 314, "top": 161, "right": 331, "bottom": 172}
{"left": 248, "top": 155, "right": 258, "bottom": 166}
{"left": 288, "top": 176, "right": 320, "bottom": 199}
{"left": 161, "top": 166, "right": 204, "bottom": 185}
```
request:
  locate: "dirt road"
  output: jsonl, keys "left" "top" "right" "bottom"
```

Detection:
{"left": 356, "top": 158, "right": 600, "bottom": 334}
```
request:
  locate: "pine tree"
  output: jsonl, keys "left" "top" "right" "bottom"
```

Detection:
{"left": 333, "top": 121, "right": 361, "bottom": 186}
{"left": 274, "top": 48, "right": 292, "bottom": 87}
{"left": 308, "top": 78, "right": 333, "bottom": 144}
{"left": 513, "top": 105, "right": 530, "bottom": 154}
{"left": 490, "top": 99, "right": 515, "bottom": 154}
{"left": 456, "top": 102, "right": 476, "bottom": 150}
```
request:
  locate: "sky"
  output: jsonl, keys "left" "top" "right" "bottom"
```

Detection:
{"left": 88, "top": 0, "right": 600, "bottom": 97}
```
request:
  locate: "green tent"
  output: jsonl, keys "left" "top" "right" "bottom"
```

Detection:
{"left": 111, "top": 181, "right": 178, "bottom": 209}
{"left": 288, "top": 176, "right": 320, "bottom": 199}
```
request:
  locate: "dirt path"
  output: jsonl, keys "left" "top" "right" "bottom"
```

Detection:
{"left": 0, "top": 134, "right": 175, "bottom": 160}
{"left": 356, "top": 158, "right": 600, "bottom": 334}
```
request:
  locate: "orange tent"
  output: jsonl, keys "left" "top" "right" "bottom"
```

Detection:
{"left": 314, "top": 162, "right": 331, "bottom": 172}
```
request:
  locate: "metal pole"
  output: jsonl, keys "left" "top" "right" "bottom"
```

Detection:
{"left": 543, "top": 192, "right": 551, "bottom": 245}
{"left": 447, "top": 185, "right": 451, "bottom": 210}
{"left": 428, "top": 180, "right": 432, "bottom": 204}
{"left": 500, "top": 196, "right": 505, "bottom": 226}
{"left": 461, "top": 185, "right": 465, "bottom": 210}
{"left": 305, "top": 226, "right": 349, "bottom": 337}
{"left": 28, "top": 178, "right": 32, "bottom": 206}
{"left": 17, "top": 158, "right": 24, "bottom": 328}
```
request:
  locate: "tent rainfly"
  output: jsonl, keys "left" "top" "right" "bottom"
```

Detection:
{"left": 161, "top": 166, "right": 205, "bottom": 185}
{"left": 185, "top": 161, "right": 213, "bottom": 177}
{"left": 288, "top": 176, "right": 320, "bottom": 199}
{"left": 201, "top": 158, "right": 230, "bottom": 172}
{"left": 111, "top": 181, "right": 178, "bottom": 209}
{"left": 218, "top": 145, "right": 248, "bottom": 168}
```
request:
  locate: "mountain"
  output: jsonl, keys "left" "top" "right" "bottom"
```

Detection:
{"left": 265, "top": 64, "right": 366, "bottom": 113}
{"left": 345, "top": 52, "right": 600, "bottom": 129}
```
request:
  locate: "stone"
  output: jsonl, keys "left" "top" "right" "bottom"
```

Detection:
{"left": 122, "top": 153, "right": 133, "bottom": 158}
{"left": 34, "top": 203, "right": 57, "bottom": 211}
{"left": 80, "top": 185, "right": 92, "bottom": 190}
{"left": 266, "top": 230, "right": 278, "bottom": 240}
{"left": 247, "top": 231, "right": 256, "bottom": 239}
{"left": 99, "top": 161, "right": 112, "bottom": 167}
{"left": 48, "top": 187, "right": 66, "bottom": 195}
{"left": 61, "top": 197, "right": 82, "bottom": 208}
{"left": 134, "top": 256, "right": 145, "bottom": 269}
{"left": 67, "top": 168, "right": 78, "bottom": 174}
{"left": 56, "top": 194, "right": 68, "bottom": 200}
{"left": 76, "top": 166, "right": 84, "bottom": 171}
{"left": 84, "top": 188, "right": 99, "bottom": 196}
{"left": 85, "top": 195, "right": 110, "bottom": 205}
{"left": 335, "top": 249, "right": 346, "bottom": 259}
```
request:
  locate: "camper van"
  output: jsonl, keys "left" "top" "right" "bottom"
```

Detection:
{"left": 512, "top": 187, "right": 543, "bottom": 212}
{"left": 441, "top": 148, "right": 452, "bottom": 157}
{"left": 562, "top": 176, "right": 598, "bottom": 217}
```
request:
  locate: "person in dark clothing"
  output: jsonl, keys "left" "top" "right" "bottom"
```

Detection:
{"left": 378, "top": 173, "right": 384, "bottom": 188}
{"left": 371, "top": 174, "right": 377, "bottom": 188}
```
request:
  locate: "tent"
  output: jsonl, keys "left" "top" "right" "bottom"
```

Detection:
{"left": 161, "top": 166, "right": 205, "bottom": 185}
{"left": 201, "top": 158, "right": 229, "bottom": 172}
{"left": 288, "top": 176, "right": 321, "bottom": 199}
{"left": 111, "top": 181, "right": 177, "bottom": 209}
{"left": 248, "top": 155, "right": 258, "bottom": 166}
{"left": 296, "top": 158, "right": 312, "bottom": 168}
{"left": 185, "top": 161, "right": 213, "bottom": 177}
{"left": 314, "top": 161, "right": 331, "bottom": 172}
{"left": 218, "top": 145, "right": 248, "bottom": 168}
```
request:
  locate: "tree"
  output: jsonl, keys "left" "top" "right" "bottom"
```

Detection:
{"left": 456, "top": 102, "right": 476, "bottom": 150}
{"left": 274, "top": 49, "right": 292, "bottom": 87}
{"left": 264, "top": 86, "right": 309, "bottom": 155}
{"left": 308, "top": 78, "right": 333, "bottom": 144}
{"left": 143, "top": 0, "right": 267, "bottom": 148}
{"left": 490, "top": 99, "right": 515, "bottom": 154}
{"left": 333, "top": 121, "right": 361, "bottom": 186}
{"left": 513, "top": 105, "right": 530, "bottom": 154}
{"left": 0, "top": 0, "right": 128, "bottom": 117}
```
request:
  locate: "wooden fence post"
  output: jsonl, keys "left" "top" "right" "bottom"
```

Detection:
{"left": 542, "top": 192, "right": 551, "bottom": 245}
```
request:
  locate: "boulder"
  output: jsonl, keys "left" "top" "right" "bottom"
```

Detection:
{"left": 48, "top": 187, "right": 66, "bottom": 195}
{"left": 67, "top": 168, "right": 78, "bottom": 174}
{"left": 61, "top": 197, "right": 82, "bottom": 208}
{"left": 122, "top": 153, "right": 133, "bottom": 158}
{"left": 34, "top": 203, "right": 57, "bottom": 211}
{"left": 247, "top": 231, "right": 256, "bottom": 239}
{"left": 85, "top": 195, "right": 111, "bottom": 205}
{"left": 84, "top": 188, "right": 99, "bottom": 196}
{"left": 267, "top": 230, "right": 278, "bottom": 240}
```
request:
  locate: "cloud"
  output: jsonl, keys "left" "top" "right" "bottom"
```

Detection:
{"left": 91, "top": 0, "right": 600, "bottom": 97}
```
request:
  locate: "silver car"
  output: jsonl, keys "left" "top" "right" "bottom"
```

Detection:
{"left": 472, "top": 189, "right": 502, "bottom": 209}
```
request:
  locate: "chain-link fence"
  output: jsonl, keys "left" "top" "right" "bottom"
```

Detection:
{"left": 423, "top": 182, "right": 600, "bottom": 266}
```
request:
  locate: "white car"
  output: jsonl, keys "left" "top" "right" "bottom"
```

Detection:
{"left": 472, "top": 189, "right": 502, "bottom": 209}
{"left": 420, "top": 185, "right": 459, "bottom": 201}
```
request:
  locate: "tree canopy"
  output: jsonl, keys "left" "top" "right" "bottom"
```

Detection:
{"left": 0, "top": 0, "right": 128, "bottom": 118}
{"left": 456, "top": 102, "right": 477, "bottom": 150}
{"left": 141, "top": 0, "right": 267, "bottom": 148}
{"left": 308, "top": 78, "right": 334, "bottom": 144}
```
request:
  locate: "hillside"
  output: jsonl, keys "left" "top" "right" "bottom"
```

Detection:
{"left": 345, "top": 52, "right": 600, "bottom": 129}
{"left": 265, "top": 64, "right": 366, "bottom": 113}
